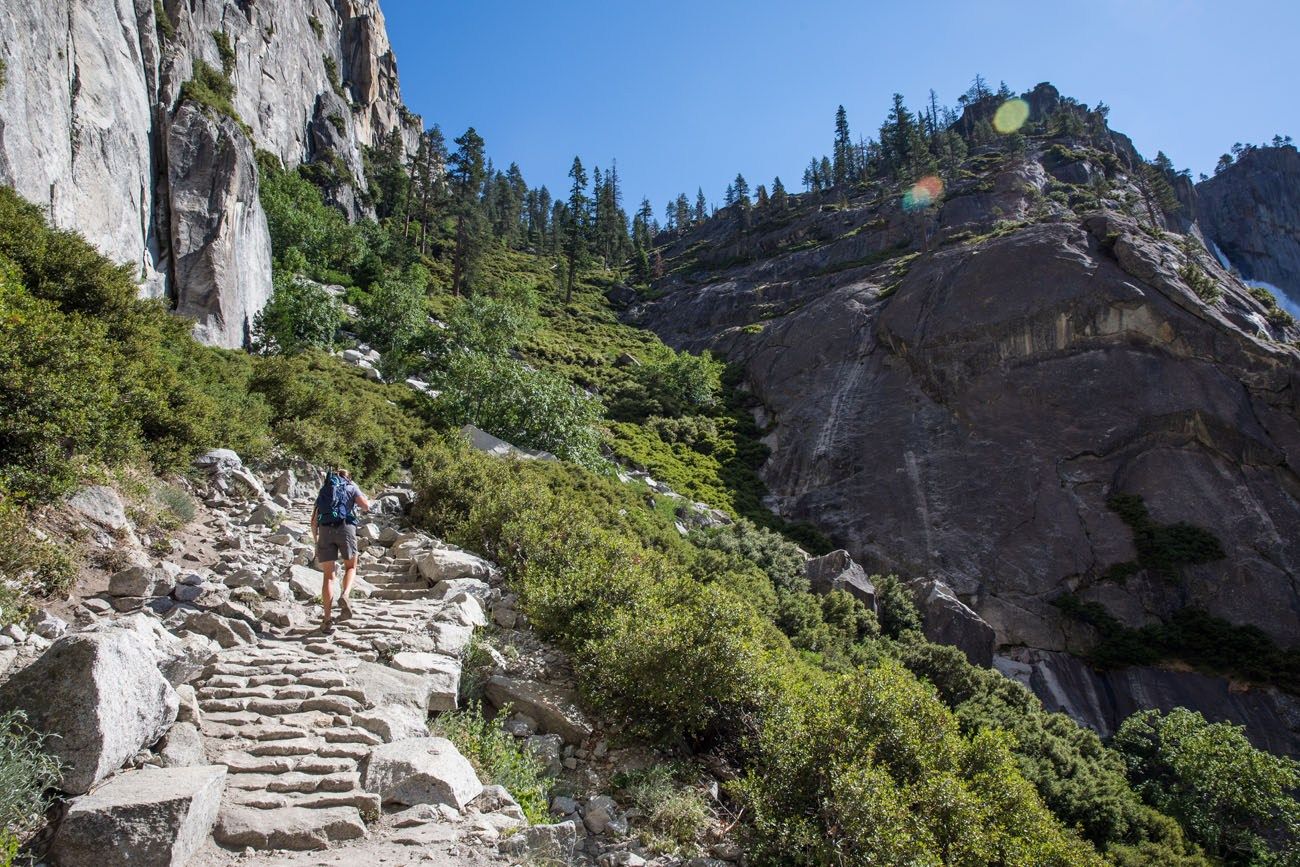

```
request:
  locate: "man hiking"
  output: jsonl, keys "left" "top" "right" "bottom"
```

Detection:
{"left": 310, "top": 468, "right": 370, "bottom": 633}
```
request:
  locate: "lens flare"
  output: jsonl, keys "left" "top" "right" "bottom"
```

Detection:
{"left": 903, "top": 175, "right": 944, "bottom": 211}
{"left": 993, "top": 98, "right": 1030, "bottom": 134}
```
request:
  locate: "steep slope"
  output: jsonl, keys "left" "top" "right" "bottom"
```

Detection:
{"left": 1197, "top": 144, "right": 1300, "bottom": 309}
{"left": 0, "top": 0, "right": 417, "bottom": 347}
{"left": 632, "top": 91, "right": 1300, "bottom": 750}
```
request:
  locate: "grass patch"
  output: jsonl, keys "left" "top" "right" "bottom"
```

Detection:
{"left": 430, "top": 702, "right": 549, "bottom": 824}
{"left": 323, "top": 55, "right": 346, "bottom": 99}
{"left": 212, "top": 30, "right": 235, "bottom": 76}
{"left": 614, "top": 764, "right": 711, "bottom": 855}
{"left": 153, "top": 0, "right": 174, "bottom": 42}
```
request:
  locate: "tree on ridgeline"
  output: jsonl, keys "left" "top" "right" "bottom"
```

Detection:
{"left": 564, "top": 156, "right": 588, "bottom": 303}
{"left": 449, "top": 127, "right": 487, "bottom": 296}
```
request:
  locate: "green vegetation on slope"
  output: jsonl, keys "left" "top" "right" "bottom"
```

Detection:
{"left": 409, "top": 435, "right": 1235, "bottom": 866}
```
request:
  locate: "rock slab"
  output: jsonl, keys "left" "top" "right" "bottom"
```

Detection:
{"left": 362, "top": 737, "right": 483, "bottom": 809}
{"left": 49, "top": 765, "right": 226, "bottom": 867}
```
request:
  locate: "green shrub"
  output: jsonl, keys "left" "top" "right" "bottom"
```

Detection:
{"left": 258, "top": 152, "right": 368, "bottom": 279}
{"left": 152, "top": 482, "right": 197, "bottom": 529}
{"left": 737, "top": 661, "right": 1106, "bottom": 866}
{"left": 179, "top": 60, "right": 248, "bottom": 135}
{"left": 1113, "top": 708, "right": 1300, "bottom": 865}
{"left": 252, "top": 274, "right": 344, "bottom": 355}
{"left": 0, "top": 710, "right": 62, "bottom": 859}
{"left": 308, "top": 15, "right": 324, "bottom": 38}
{"left": 429, "top": 703, "right": 549, "bottom": 824}
{"left": 356, "top": 263, "right": 429, "bottom": 364}
{"left": 1103, "top": 494, "right": 1225, "bottom": 583}
{"left": 1248, "top": 285, "right": 1295, "bottom": 328}
{"left": 0, "top": 505, "right": 76, "bottom": 625}
{"left": 1178, "top": 261, "right": 1221, "bottom": 303}
{"left": 323, "top": 55, "right": 346, "bottom": 99}
{"left": 409, "top": 440, "right": 1114, "bottom": 863}
{"left": 153, "top": 0, "right": 174, "bottom": 42}
{"left": 212, "top": 30, "right": 235, "bottom": 76}
{"left": 429, "top": 353, "right": 604, "bottom": 468}
{"left": 249, "top": 352, "right": 427, "bottom": 487}
{"left": 1055, "top": 595, "right": 1300, "bottom": 692}
{"left": 0, "top": 187, "right": 271, "bottom": 501}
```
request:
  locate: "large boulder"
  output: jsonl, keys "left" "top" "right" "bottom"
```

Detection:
{"left": 361, "top": 737, "right": 483, "bottom": 809}
{"left": 484, "top": 676, "right": 592, "bottom": 745}
{"left": 416, "top": 548, "right": 495, "bottom": 584}
{"left": 388, "top": 652, "right": 461, "bottom": 712}
{"left": 108, "top": 566, "right": 172, "bottom": 598}
{"left": 498, "top": 821, "right": 580, "bottom": 860}
{"left": 66, "top": 485, "right": 129, "bottom": 531}
{"left": 49, "top": 765, "right": 227, "bottom": 867}
{"left": 99, "top": 614, "right": 217, "bottom": 685}
{"left": 804, "top": 550, "right": 878, "bottom": 611}
{"left": 0, "top": 630, "right": 178, "bottom": 794}
{"left": 214, "top": 805, "right": 366, "bottom": 850}
{"left": 909, "top": 579, "right": 996, "bottom": 667}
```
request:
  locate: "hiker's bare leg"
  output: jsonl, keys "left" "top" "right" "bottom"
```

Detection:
{"left": 341, "top": 557, "right": 357, "bottom": 599}
{"left": 320, "top": 561, "right": 336, "bottom": 626}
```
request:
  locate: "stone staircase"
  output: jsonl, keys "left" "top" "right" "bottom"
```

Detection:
{"left": 186, "top": 502, "right": 494, "bottom": 852}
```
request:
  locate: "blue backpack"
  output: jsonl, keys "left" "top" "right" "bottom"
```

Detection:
{"left": 315, "top": 473, "right": 354, "bottom": 526}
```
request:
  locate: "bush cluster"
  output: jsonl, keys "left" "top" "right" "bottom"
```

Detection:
{"left": 429, "top": 703, "right": 550, "bottom": 824}
{"left": 409, "top": 438, "right": 1150, "bottom": 864}
{"left": 0, "top": 711, "right": 62, "bottom": 861}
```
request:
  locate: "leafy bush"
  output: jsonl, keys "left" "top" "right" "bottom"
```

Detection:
{"left": 0, "top": 187, "right": 271, "bottom": 501}
{"left": 410, "top": 440, "right": 1113, "bottom": 863}
{"left": 0, "top": 710, "right": 62, "bottom": 860}
{"left": 429, "top": 703, "right": 549, "bottom": 824}
{"left": 356, "top": 264, "right": 430, "bottom": 369}
{"left": 249, "top": 352, "right": 427, "bottom": 487}
{"left": 898, "top": 641, "right": 1209, "bottom": 862}
{"left": 1248, "top": 285, "right": 1295, "bottom": 328}
{"left": 737, "top": 661, "right": 1106, "bottom": 866}
{"left": 430, "top": 352, "right": 604, "bottom": 468}
{"left": 1104, "top": 494, "right": 1225, "bottom": 583}
{"left": 212, "top": 30, "right": 235, "bottom": 75}
{"left": 258, "top": 152, "right": 367, "bottom": 279}
{"left": 1055, "top": 595, "right": 1300, "bottom": 692}
{"left": 0, "top": 504, "right": 77, "bottom": 626}
{"left": 1178, "top": 261, "right": 1222, "bottom": 303}
{"left": 179, "top": 60, "right": 248, "bottom": 134}
{"left": 1113, "top": 708, "right": 1300, "bottom": 865}
{"left": 252, "top": 274, "right": 344, "bottom": 355}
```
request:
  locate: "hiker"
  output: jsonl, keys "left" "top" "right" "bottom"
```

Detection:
{"left": 310, "top": 468, "right": 370, "bottom": 633}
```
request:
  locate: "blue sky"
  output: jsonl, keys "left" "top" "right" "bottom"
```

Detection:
{"left": 382, "top": 0, "right": 1299, "bottom": 214}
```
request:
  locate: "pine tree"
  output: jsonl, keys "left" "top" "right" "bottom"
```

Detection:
{"left": 724, "top": 183, "right": 736, "bottom": 207}
{"left": 564, "top": 156, "right": 588, "bottom": 303}
{"left": 755, "top": 184, "right": 769, "bottom": 208}
{"left": 694, "top": 188, "right": 708, "bottom": 224}
{"left": 733, "top": 174, "right": 750, "bottom": 207}
{"left": 674, "top": 193, "right": 691, "bottom": 231}
{"left": 449, "top": 127, "right": 486, "bottom": 296}
{"left": 833, "top": 105, "right": 853, "bottom": 187}
{"left": 771, "top": 176, "right": 788, "bottom": 210}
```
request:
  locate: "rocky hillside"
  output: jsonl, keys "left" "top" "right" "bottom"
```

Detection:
{"left": 631, "top": 85, "right": 1300, "bottom": 752}
{"left": 1197, "top": 143, "right": 1300, "bottom": 310}
{"left": 0, "top": 0, "right": 417, "bottom": 348}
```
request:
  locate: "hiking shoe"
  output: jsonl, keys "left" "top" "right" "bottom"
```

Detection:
{"left": 320, "top": 619, "right": 334, "bottom": 635}
{"left": 339, "top": 597, "right": 354, "bottom": 621}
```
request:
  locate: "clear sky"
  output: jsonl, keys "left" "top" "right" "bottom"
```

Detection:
{"left": 382, "top": 0, "right": 1299, "bottom": 215}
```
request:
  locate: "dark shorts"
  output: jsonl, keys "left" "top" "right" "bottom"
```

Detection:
{"left": 316, "top": 523, "right": 357, "bottom": 564}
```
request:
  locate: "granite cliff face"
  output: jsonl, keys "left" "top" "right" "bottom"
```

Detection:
{"left": 0, "top": 0, "right": 419, "bottom": 347}
{"left": 1197, "top": 144, "right": 1300, "bottom": 309}
{"left": 632, "top": 103, "right": 1300, "bottom": 751}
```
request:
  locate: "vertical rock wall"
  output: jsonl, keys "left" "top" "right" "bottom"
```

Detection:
{"left": 0, "top": 0, "right": 421, "bottom": 348}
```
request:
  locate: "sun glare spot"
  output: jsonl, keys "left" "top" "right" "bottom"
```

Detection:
{"left": 993, "top": 98, "right": 1030, "bottom": 134}
{"left": 903, "top": 175, "right": 944, "bottom": 211}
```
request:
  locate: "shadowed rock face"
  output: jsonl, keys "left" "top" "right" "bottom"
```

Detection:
{"left": 0, "top": 0, "right": 419, "bottom": 347}
{"left": 633, "top": 138, "right": 1300, "bottom": 752}
{"left": 1197, "top": 145, "right": 1300, "bottom": 307}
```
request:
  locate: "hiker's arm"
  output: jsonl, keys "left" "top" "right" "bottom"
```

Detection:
{"left": 355, "top": 491, "right": 371, "bottom": 513}
{"left": 310, "top": 505, "right": 318, "bottom": 540}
